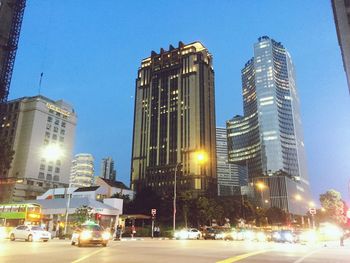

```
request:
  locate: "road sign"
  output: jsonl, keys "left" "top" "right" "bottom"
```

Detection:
{"left": 151, "top": 209, "right": 156, "bottom": 216}
{"left": 309, "top": 208, "right": 316, "bottom": 215}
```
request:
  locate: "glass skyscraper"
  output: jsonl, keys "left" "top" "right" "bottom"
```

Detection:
{"left": 216, "top": 127, "right": 247, "bottom": 196}
{"left": 227, "top": 36, "right": 311, "bottom": 214}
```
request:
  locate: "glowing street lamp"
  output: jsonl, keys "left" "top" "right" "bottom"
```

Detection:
{"left": 194, "top": 151, "right": 208, "bottom": 165}
{"left": 41, "top": 144, "right": 64, "bottom": 161}
{"left": 294, "top": 194, "right": 303, "bottom": 201}
{"left": 173, "top": 150, "right": 208, "bottom": 234}
{"left": 308, "top": 201, "right": 315, "bottom": 208}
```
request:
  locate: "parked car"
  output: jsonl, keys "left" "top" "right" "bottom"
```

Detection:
{"left": 71, "top": 223, "right": 110, "bottom": 247}
{"left": 10, "top": 225, "right": 51, "bottom": 242}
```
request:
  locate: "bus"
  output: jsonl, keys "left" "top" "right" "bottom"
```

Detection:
{"left": 0, "top": 203, "right": 42, "bottom": 227}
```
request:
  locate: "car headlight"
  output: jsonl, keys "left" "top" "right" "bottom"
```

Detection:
{"left": 102, "top": 232, "right": 110, "bottom": 240}
{"left": 284, "top": 233, "right": 293, "bottom": 242}
{"left": 0, "top": 228, "right": 7, "bottom": 239}
{"left": 273, "top": 232, "right": 281, "bottom": 240}
{"left": 256, "top": 232, "right": 266, "bottom": 242}
{"left": 80, "top": 231, "right": 92, "bottom": 240}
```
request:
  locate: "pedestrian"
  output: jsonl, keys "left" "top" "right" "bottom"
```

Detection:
{"left": 131, "top": 225, "right": 136, "bottom": 238}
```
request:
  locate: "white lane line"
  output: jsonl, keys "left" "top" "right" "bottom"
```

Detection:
{"left": 293, "top": 248, "right": 322, "bottom": 263}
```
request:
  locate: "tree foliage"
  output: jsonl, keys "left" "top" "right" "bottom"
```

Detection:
{"left": 73, "top": 205, "right": 93, "bottom": 224}
{"left": 0, "top": 137, "right": 15, "bottom": 176}
{"left": 265, "top": 207, "right": 287, "bottom": 225}
{"left": 319, "top": 189, "right": 347, "bottom": 225}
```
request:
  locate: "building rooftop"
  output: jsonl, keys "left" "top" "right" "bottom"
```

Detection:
{"left": 74, "top": 186, "right": 100, "bottom": 192}
{"left": 99, "top": 178, "right": 130, "bottom": 190}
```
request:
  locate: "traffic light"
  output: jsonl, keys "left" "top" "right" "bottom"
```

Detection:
{"left": 95, "top": 213, "right": 102, "bottom": 220}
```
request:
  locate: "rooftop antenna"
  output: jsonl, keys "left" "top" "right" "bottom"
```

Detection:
{"left": 38, "top": 72, "right": 43, "bottom": 95}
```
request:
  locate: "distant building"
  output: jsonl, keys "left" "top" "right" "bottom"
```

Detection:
{"left": 332, "top": 0, "right": 350, "bottom": 93}
{"left": 100, "top": 157, "right": 116, "bottom": 181}
{"left": 216, "top": 127, "right": 246, "bottom": 196}
{"left": 70, "top": 153, "right": 94, "bottom": 187}
{"left": 0, "top": 95, "right": 77, "bottom": 202}
{"left": 130, "top": 41, "right": 217, "bottom": 195}
{"left": 227, "top": 37, "right": 311, "bottom": 215}
{"left": 95, "top": 177, "right": 134, "bottom": 200}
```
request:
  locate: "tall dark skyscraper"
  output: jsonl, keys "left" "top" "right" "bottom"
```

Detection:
{"left": 130, "top": 41, "right": 216, "bottom": 194}
{"left": 332, "top": 0, "right": 350, "bottom": 93}
{"left": 227, "top": 36, "right": 311, "bottom": 215}
{"left": 0, "top": 0, "right": 26, "bottom": 104}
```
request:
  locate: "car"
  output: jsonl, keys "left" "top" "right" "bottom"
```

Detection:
{"left": 203, "top": 228, "right": 224, "bottom": 240}
{"left": 71, "top": 223, "right": 110, "bottom": 247}
{"left": 9, "top": 225, "right": 51, "bottom": 242}
{"left": 174, "top": 228, "right": 201, "bottom": 240}
{"left": 271, "top": 230, "right": 295, "bottom": 243}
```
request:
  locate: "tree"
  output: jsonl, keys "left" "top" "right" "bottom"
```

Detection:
{"left": 265, "top": 207, "right": 287, "bottom": 225}
{"left": 319, "top": 189, "right": 347, "bottom": 225}
{"left": 74, "top": 205, "right": 93, "bottom": 225}
{"left": 0, "top": 137, "right": 15, "bottom": 177}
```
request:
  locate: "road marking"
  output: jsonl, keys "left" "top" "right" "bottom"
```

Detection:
{"left": 71, "top": 244, "right": 117, "bottom": 263}
{"left": 216, "top": 249, "right": 273, "bottom": 263}
{"left": 293, "top": 248, "right": 321, "bottom": 263}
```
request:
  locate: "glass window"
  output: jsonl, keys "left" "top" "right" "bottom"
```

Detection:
{"left": 47, "top": 116, "right": 52, "bottom": 122}
{"left": 61, "top": 122, "right": 66, "bottom": 128}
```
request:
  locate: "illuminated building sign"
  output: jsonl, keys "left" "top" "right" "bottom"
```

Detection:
{"left": 46, "top": 103, "right": 71, "bottom": 117}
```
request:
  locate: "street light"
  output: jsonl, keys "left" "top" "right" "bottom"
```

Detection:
{"left": 256, "top": 182, "right": 267, "bottom": 207}
{"left": 173, "top": 150, "right": 208, "bottom": 234}
{"left": 294, "top": 194, "right": 303, "bottom": 201}
{"left": 173, "top": 162, "right": 181, "bottom": 234}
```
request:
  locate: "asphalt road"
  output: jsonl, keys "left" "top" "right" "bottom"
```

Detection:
{"left": 0, "top": 238, "right": 349, "bottom": 263}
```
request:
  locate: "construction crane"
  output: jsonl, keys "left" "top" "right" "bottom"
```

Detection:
{"left": 0, "top": 0, "right": 26, "bottom": 104}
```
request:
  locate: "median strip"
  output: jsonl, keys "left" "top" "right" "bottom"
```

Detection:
{"left": 216, "top": 249, "right": 273, "bottom": 263}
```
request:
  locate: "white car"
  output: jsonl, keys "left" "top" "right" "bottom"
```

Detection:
{"left": 175, "top": 228, "right": 201, "bottom": 239}
{"left": 10, "top": 225, "right": 51, "bottom": 242}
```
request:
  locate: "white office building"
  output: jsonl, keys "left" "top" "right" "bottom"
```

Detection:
{"left": 0, "top": 95, "right": 77, "bottom": 202}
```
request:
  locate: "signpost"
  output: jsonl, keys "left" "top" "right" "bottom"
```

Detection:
{"left": 151, "top": 209, "right": 156, "bottom": 239}
{"left": 309, "top": 208, "right": 316, "bottom": 229}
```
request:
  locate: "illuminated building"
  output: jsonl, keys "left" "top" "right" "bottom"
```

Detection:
{"left": 332, "top": 0, "right": 350, "bottom": 93}
{"left": 216, "top": 127, "right": 247, "bottom": 196}
{"left": 130, "top": 41, "right": 217, "bottom": 194}
{"left": 70, "top": 153, "right": 94, "bottom": 187}
{"left": 0, "top": 95, "right": 77, "bottom": 202}
{"left": 227, "top": 36, "right": 311, "bottom": 214}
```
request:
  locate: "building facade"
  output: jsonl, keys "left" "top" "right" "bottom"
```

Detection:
{"left": 216, "top": 127, "right": 246, "bottom": 196}
{"left": 0, "top": 95, "right": 77, "bottom": 202}
{"left": 100, "top": 157, "right": 116, "bottom": 181}
{"left": 332, "top": 0, "right": 350, "bottom": 93}
{"left": 70, "top": 153, "right": 94, "bottom": 187}
{"left": 130, "top": 41, "right": 217, "bottom": 194}
{"left": 227, "top": 36, "right": 311, "bottom": 214}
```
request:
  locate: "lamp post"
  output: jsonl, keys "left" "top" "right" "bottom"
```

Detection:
{"left": 173, "top": 150, "right": 208, "bottom": 234}
{"left": 173, "top": 162, "right": 181, "bottom": 234}
{"left": 256, "top": 182, "right": 267, "bottom": 207}
{"left": 64, "top": 183, "right": 72, "bottom": 235}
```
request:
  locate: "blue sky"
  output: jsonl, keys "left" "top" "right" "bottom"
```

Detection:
{"left": 9, "top": 0, "right": 350, "bottom": 203}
